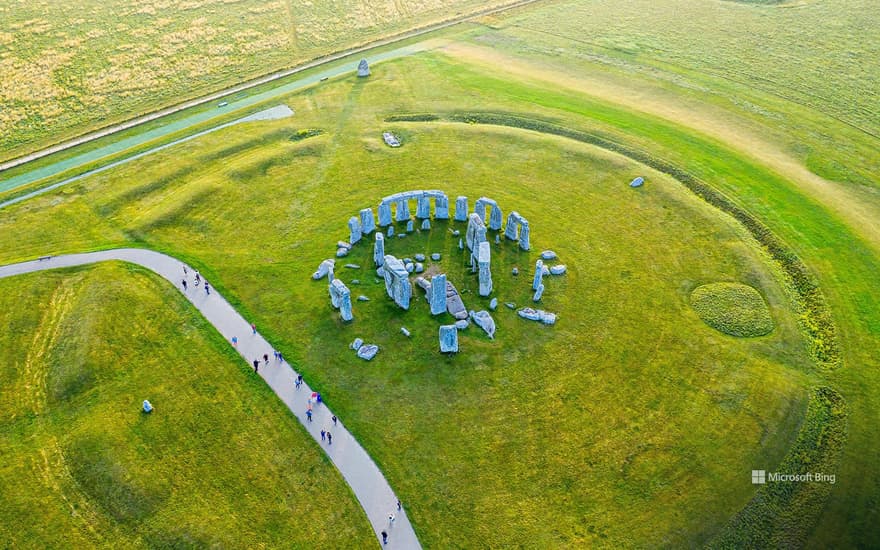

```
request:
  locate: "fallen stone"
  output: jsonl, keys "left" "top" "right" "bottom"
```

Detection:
{"left": 517, "top": 308, "right": 557, "bottom": 325}
{"left": 512, "top": 267, "right": 519, "bottom": 276}
{"left": 344, "top": 263, "right": 360, "bottom": 269}
{"left": 415, "top": 263, "right": 424, "bottom": 273}
{"left": 431, "top": 253, "right": 441, "bottom": 261}
{"left": 439, "top": 325, "right": 459, "bottom": 353}
{"left": 459, "top": 238, "right": 464, "bottom": 250}
{"left": 630, "top": 176, "right": 645, "bottom": 188}
{"left": 405, "top": 263, "right": 415, "bottom": 273}
{"left": 387, "top": 226, "right": 395, "bottom": 237}
{"left": 414, "top": 253, "right": 426, "bottom": 262}
{"left": 495, "top": 234, "right": 500, "bottom": 244}
{"left": 312, "top": 259, "right": 335, "bottom": 280}
{"left": 398, "top": 234, "right": 406, "bottom": 238}
{"left": 505, "top": 302, "right": 516, "bottom": 310}
{"left": 542, "top": 265, "right": 550, "bottom": 276}
{"left": 489, "top": 298, "right": 498, "bottom": 310}
{"left": 357, "top": 295, "right": 369, "bottom": 301}
{"left": 401, "top": 327, "right": 411, "bottom": 337}
{"left": 376, "top": 267, "right": 385, "bottom": 277}
{"left": 350, "top": 338, "right": 364, "bottom": 350}
{"left": 454, "top": 319, "right": 469, "bottom": 330}
{"left": 403, "top": 257, "right": 413, "bottom": 264}
{"left": 338, "top": 241, "right": 351, "bottom": 249}
{"left": 550, "top": 265, "right": 567, "bottom": 275}
{"left": 357, "top": 344, "right": 379, "bottom": 360}
{"left": 541, "top": 250, "right": 557, "bottom": 260}
{"left": 470, "top": 310, "right": 496, "bottom": 339}
{"left": 452, "top": 230, "right": 460, "bottom": 236}
{"left": 336, "top": 248, "right": 349, "bottom": 257}
{"left": 351, "top": 279, "right": 360, "bottom": 284}
{"left": 533, "top": 284, "right": 545, "bottom": 302}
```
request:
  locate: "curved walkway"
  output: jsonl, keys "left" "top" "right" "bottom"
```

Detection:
{"left": 0, "top": 248, "right": 419, "bottom": 549}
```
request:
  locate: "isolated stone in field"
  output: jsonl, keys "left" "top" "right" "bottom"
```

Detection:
{"left": 414, "top": 253, "right": 426, "bottom": 262}
{"left": 478, "top": 241, "right": 492, "bottom": 297}
{"left": 374, "top": 233, "right": 385, "bottom": 266}
{"left": 505, "top": 302, "right": 516, "bottom": 310}
{"left": 421, "top": 219, "right": 431, "bottom": 230}
{"left": 360, "top": 208, "right": 376, "bottom": 235}
{"left": 532, "top": 259, "right": 544, "bottom": 290}
{"left": 550, "top": 265, "right": 567, "bottom": 275}
{"left": 349, "top": 217, "right": 362, "bottom": 245}
{"left": 630, "top": 176, "right": 644, "bottom": 188}
{"left": 350, "top": 338, "right": 364, "bottom": 350}
{"left": 357, "top": 344, "right": 379, "bottom": 360}
{"left": 517, "top": 307, "right": 557, "bottom": 325}
{"left": 455, "top": 196, "right": 469, "bottom": 221}
{"left": 533, "top": 283, "right": 545, "bottom": 302}
{"left": 313, "top": 259, "right": 335, "bottom": 280}
{"left": 470, "top": 310, "right": 496, "bottom": 339}
{"left": 541, "top": 250, "right": 557, "bottom": 260}
{"left": 439, "top": 325, "right": 459, "bottom": 353}
{"left": 357, "top": 295, "right": 369, "bottom": 301}
{"left": 351, "top": 279, "right": 360, "bottom": 284}
{"left": 512, "top": 267, "right": 519, "bottom": 275}
{"left": 406, "top": 219, "right": 414, "bottom": 232}
{"left": 401, "top": 327, "right": 411, "bottom": 337}
{"left": 382, "top": 255, "right": 412, "bottom": 310}
{"left": 383, "top": 132, "right": 401, "bottom": 147}
{"left": 357, "top": 59, "right": 370, "bottom": 77}
{"left": 489, "top": 298, "right": 498, "bottom": 311}
{"left": 430, "top": 273, "right": 447, "bottom": 315}
{"left": 454, "top": 319, "right": 469, "bottom": 330}
{"left": 431, "top": 253, "right": 441, "bottom": 261}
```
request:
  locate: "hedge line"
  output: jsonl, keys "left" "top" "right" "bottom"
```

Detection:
{"left": 431, "top": 111, "right": 840, "bottom": 369}
{"left": 384, "top": 113, "right": 439, "bottom": 122}
{"left": 709, "top": 386, "right": 847, "bottom": 548}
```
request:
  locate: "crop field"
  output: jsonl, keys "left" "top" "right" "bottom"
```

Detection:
{"left": 0, "top": 0, "right": 516, "bottom": 162}
{"left": 1, "top": 0, "right": 878, "bottom": 547}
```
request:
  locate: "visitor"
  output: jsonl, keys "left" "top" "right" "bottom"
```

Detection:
{"left": 204, "top": 281, "right": 210, "bottom": 295}
{"left": 381, "top": 531, "right": 388, "bottom": 545}
{"left": 397, "top": 500, "right": 401, "bottom": 511}
{"left": 263, "top": 353, "right": 269, "bottom": 364}
{"left": 388, "top": 513, "right": 395, "bottom": 524}
{"left": 306, "top": 409, "right": 313, "bottom": 422}
{"left": 321, "top": 429, "right": 326, "bottom": 441}
{"left": 327, "top": 432, "right": 332, "bottom": 445}
{"left": 231, "top": 336, "right": 238, "bottom": 347}
{"left": 183, "top": 265, "right": 187, "bottom": 275}
{"left": 332, "top": 415, "right": 337, "bottom": 426}
{"left": 251, "top": 323, "right": 257, "bottom": 334}
{"left": 195, "top": 272, "right": 200, "bottom": 284}
{"left": 182, "top": 279, "right": 187, "bottom": 291}
{"left": 253, "top": 359, "right": 259, "bottom": 373}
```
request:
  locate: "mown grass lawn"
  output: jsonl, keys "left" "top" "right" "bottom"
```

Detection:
{"left": 0, "top": 55, "right": 822, "bottom": 546}
{"left": 0, "top": 264, "right": 373, "bottom": 548}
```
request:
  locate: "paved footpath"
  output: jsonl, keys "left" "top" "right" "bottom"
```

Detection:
{"left": 0, "top": 248, "right": 420, "bottom": 549}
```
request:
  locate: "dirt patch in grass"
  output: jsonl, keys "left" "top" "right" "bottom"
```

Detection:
{"left": 691, "top": 282, "right": 774, "bottom": 338}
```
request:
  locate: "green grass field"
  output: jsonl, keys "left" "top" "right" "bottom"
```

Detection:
{"left": 1, "top": 0, "right": 878, "bottom": 546}
{"left": 0, "top": 263, "right": 372, "bottom": 548}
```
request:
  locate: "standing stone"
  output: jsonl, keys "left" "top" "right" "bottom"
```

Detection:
{"left": 406, "top": 219, "right": 414, "bottom": 232}
{"left": 459, "top": 238, "right": 463, "bottom": 250}
{"left": 489, "top": 205, "right": 503, "bottom": 230}
{"left": 357, "top": 59, "right": 370, "bottom": 77}
{"left": 431, "top": 253, "right": 441, "bottom": 261}
{"left": 387, "top": 225, "right": 395, "bottom": 237}
{"left": 435, "top": 195, "right": 450, "bottom": 219}
{"left": 373, "top": 232, "right": 385, "bottom": 266}
{"left": 478, "top": 241, "right": 492, "bottom": 297}
{"left": 466, "top": 213, "right": 487, "bottom": 252}
{"left": 416, "top": 194, "right": 431, "bottom": 219}
{"left": 330, "top": 279, "right": 353, "bottom": 321}
{"left": 430, "top": 273, "right": 447, "bottom": 315}
{"left": 396, "top": 198, "right": 410, "bottom": 222}
{"left": 439, "top": 325, "right": 459, "bottom": 353}
{"left": 505, "top": 211, "right": 520, "bottom": 241}
{"left": 378, "top": 202, "right": 392, "bottom": 226}
{"left": 533, "top": 259, "right": 544, "bottom": 290}
{"left": 360, "top": 208, "right": 376, "bottom": 235}
{"left": 348, "top": 217, "right": 362, "bottom": 245}
{"left": 421, "top": 219, "right": 431, "bottom": 230}
{"left": 382, "top": 255, "right": 411, "bottom": 309}
{"left": 454, "top": 196, "right": 469, "bottom": 221}
{"left": 519, "top": 220, "right": 531, "bottom": 251}
{"left": 495, "top": 234, "right": 500, "bottom": 244}
{"left": 533, "top": 283, "right": 545, "bottom": 302}
{"left": 489, "top": 298, "right": 498, "bottom": 310}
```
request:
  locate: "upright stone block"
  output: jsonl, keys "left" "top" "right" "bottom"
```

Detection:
{"left": 439, "top": 325, "right": 459, "bottom": 353}
{"left": 489, "top": 205, "right": 503, "bottom": 230}
{"left": 455, "top": 196, "right": 469, "bottom": 221}
{"left": 382, "top": 255, "right": 411, "bottom": 310}
{"left": 474, "top": 198, "right": 488, "bottom": 223}
{"left": 348, "top": 217, "right": 362, "bottom": 245}
{"left": 435, "top": 195, "right": 449, "bottom": 219}
{"left": 466, "top": 213, "right": 487, "bottom": 252}
{"left": 430, "top": 273, "right": 447, "bottom": 315}
{"left": 505, "top": 211, "right": 520, "bottom": 240}
{"left": 416, "top": 193, "right": 431, "bottom": 219}
{"left": 373, "top": 232, "right": 385, "bottom": 266}
{"left": 421, "top": 219, "right": 431, "bottom": 230}
{"left": 330, "top": 279, "right": 353, "bottom": 321}
{"left": 357, "top": 59, "right": 370, "bottom": 77}
{"left": 395, "top": 199, "right": 411, "bottom": 222}
{"left": 533, "top": 259, "right": 544, "bottom": 290}
{"left": 519, "top": 220, "right": 531, "bottom": 251}
{"left": 359, "top": 208, "right": 376, "bottom": 235}
{"left": 478, "top": 241, "right": 492, "bottom": 297}
{"left": 378, "top": 202, "right": 392, "bottom": 226}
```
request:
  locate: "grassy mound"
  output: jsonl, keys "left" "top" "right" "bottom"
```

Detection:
{"left": 691, "top": 282, "right": 774, "bottom": 337}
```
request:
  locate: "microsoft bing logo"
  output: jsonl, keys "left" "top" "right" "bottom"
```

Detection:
{"left": 752, "top": 470, "right": 766, "bottom": 484}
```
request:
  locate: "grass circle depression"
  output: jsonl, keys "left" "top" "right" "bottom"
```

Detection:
{"left": 690, "top": 282, "right": 774, "bottom": 337}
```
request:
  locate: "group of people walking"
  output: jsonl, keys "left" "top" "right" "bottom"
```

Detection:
{"left": 181, "top": 265, "right": 209, "bottom": 294}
